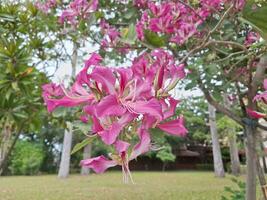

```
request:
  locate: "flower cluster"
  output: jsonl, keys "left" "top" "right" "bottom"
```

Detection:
{"left": 59, "top": 0, "right": 98, "bottom": 27}
{"left": 255, "top": 80, "right": 267, "bottom": 104}
{"left": 42, "top": 49, "right": 187, "bottom": 182}
{"left": 245, "top": 80, "right": 267, "bottom": 119}
{"left": 35, "top": 0, "right": 57, "bottom": 14}
{"left": 99, "top": 19, "right": 130, "bottom": 54}
{"left": 244, "top": 31, "right": 260, "bottom": 46}
{"left": 134, "top": 0, "right": 245, "bottom": 45}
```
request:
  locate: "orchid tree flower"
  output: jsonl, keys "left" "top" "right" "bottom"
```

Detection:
{"left": 254, "top": 79, "right": 267, "bottom": 104}
{"left": 80, "top": 128, "right": 151, "bottom": 183}
{"left": 246, "top": 108, "right": 266, "bottom": 119}
{"left": 42, "top": 50, "right": 187, "bottom": 183}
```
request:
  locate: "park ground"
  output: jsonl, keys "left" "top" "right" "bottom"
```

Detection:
{"left": 0, "top": 171, "right": 243, "bottom": 200}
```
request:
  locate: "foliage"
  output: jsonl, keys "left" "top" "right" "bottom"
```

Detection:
{"left": 221, "top": 178, "right": 245, "bottom": 200}
{"left": 9, "top": 141, "right": 44, "bottom": 175}
{"left": 155, "top": 145, "right": 176, "bottom": 164}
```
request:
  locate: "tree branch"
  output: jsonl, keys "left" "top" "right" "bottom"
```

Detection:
{"left": 197, "top": 76, "right": 243, "bottom": 125}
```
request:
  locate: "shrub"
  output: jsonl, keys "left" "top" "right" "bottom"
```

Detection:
{"left": 9, "top": 141, "right": 44, "bottom": 175}
{"left": 221, "top": 178, "right": 245, "bottom": 200}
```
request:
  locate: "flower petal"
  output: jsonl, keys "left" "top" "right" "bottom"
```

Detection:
{"left": 99, "top": 122, "right": 122, "bottom": 145}
{"left": 127, "top": 98, "right": 163, "bottom": 120}
{"left": 80, "top": 155, "right": 117, "bottom": 173}
{"left": 130, "top": 128, "right": 151, "bottom": 160}
{"left": 90, "top": 67, "right": 116, "bottom": 94}
{"left": 246, "top": 108, "right": 266, "bottom": 119}
{"left": 157, "top": 116, "right": 188, "bottom": 136}
{"left": 96, "top": 95, "right": 126, "bottom": 117}
{"left": 114, "top": 140, "right": 130, "bottom": 154}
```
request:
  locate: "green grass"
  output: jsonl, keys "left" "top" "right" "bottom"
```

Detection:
{"left": 0, "top": 172, "right": 241, "bottom": 200}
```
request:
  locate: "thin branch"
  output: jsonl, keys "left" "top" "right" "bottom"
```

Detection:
{"left": 197, "top": 75, "right": 243, "bottom": 125}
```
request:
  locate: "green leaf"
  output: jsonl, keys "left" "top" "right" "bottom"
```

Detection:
{"left": 11, "top": 81, "right": 19, "bottom": 91}
{"left": 242, "top": 2, "right": 267, "bottom": 40}
{"left": 71, "top": 137, "right": 95, "bottom": 155}
{"left": 73, "top": 121, "right": 91, "bottom": 134}
{"left": 144, "top": 30, "right": 166, "bottom": 48}
{"left": 52, "top": 107, "right": 68, "bottom": 118}
{"left": 0, "top": 14, "right": 15, "bottom": 22}
{"left": 120, "top": 24, "right": 137, "bottom": 45}
{"left": 124, "top": 8, "right": 137, "bottom": 20}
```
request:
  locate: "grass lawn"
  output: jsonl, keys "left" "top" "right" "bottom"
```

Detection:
{"left": 0, "top": 171, "right": 241, "bottom": 200}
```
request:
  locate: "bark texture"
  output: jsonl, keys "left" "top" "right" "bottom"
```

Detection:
{"left": 58, "top": 127, "right": 73, "bottom": 178}
{"left": 223, "top": 93, "right": 240, "bottom": 176}
{"left": 81, "top": 144, "right": 92, "bottom": 175}
{"left": 208, "top": 104, "right": 225, "bottom": 177}
{"left": 245, "top": 125, "right": 257, "bottom": 200}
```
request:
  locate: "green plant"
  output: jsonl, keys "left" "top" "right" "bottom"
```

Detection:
{"left": 9, "top": 141, "right": 44, "bottom": 175}
{"left": 221, "top": 178, "right": 245, "bottom": 200}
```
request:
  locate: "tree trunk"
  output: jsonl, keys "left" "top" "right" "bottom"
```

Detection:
{"left": 228, "top": 135, "right": 241, "bottom": 176}
{"left": 261, "top": 141, "right": 267, "bottom": 173}
{"left": 58, "top": 127, "right": 73, "bottom": 178}
{"left": 0, "top": 131, "right": 20, "bottom": 175}
{"left": 223, "top": 93, "right": 240, "bottom": 176}
{"left": 80, "top": 144, "right": 92, "bottom": 175}
{"left": 208, "top": 104, "right": 225, "bottom": 177}
{"left": 57, "top": 42, "right": 78, "bottom": 178}
{"left": 256, "top": 156, "right": 267, "bottom": 200}
{"left": 245, "top": 125, "right": 257, "bottom": 200}
{"left": 0, "top": 125, "right": 12, "bottom": 175}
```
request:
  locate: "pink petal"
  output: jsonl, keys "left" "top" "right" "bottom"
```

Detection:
{"left": 80, "top": 155, "right": 117, "bottom": 173}
{"left": 141, "top": 115, "right": 157, "bottom": 129}
{"left": 246, "top": 108, "right": 266, "bottom": 119}
{"left": 80, "top": 115, "right": 88, "bottom": 123}
{"left": 155, "top": 65, "right": 164, "bottom": 90}
{"left": 130, "top": 129, "right": 151, "bottom": 160}
{"left": 84, "top": 53, "right": 102, "bottom": 68}
{"left": 116, "top": 68, "right": 133, "bottom": 93}
{"left": 114, "top": 140, "right": 130, "bottom": 154}
{"left": 161, "top": 97, "right": 179, "bottom": 119}
{"left": 99, "top": 113, "right": 135, "bottom": 145}
{"left": 92, "top": 115, "right": 104, "bottom": 133}
{"left": 96, "top": 95, "right": 126, "bottom": 117}
{"left": 157, "top": 116, "right": 188, "bottom": 136}
{"left": 127, "top": 98, "right": 163, "bottom": 120}
{"left": 99, "top": 122, "right": 122, "bottom": 145}
{"left": 90, "top": 67, "right": 116, "bottom": 94}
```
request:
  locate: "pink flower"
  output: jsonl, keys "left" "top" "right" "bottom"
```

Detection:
{"left": 133, "top": 0, "right": 148, "bottom": 8}
{"left": 245, "top": 31, "right": 260, "bottom": 46}
{"left": 246, "top": 108, "right": 266, "bottom": 119}
{"left": 42, "top": 82, "right": 95, "bottom": 112}
{"left": 80, "top": 156, "right": 117, "bottom": 173}
{"left": 157, "top": 116, "right": 188, "bottom": 136}
{"left": 43, "top": 49, "right": 187, "bottom": 182}
{"left": 254, "top": 79, "right": 267, "bottom": 104}
{"left": 136, "top": 22, "right": 144, "bottom": 40}
{"left": 59, "top": 0, "right": 98, "bottom": 27}
{"left": 35, "top": 0, "right": 56, "bottom": 14}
